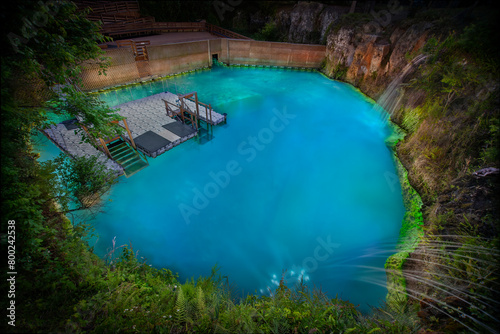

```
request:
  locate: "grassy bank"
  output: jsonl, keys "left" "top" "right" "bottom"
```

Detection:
{"left": 2, "top": 1, "right": 498, "bottom": 333}
{"left": 379, "top": 122, "right": 424, "bottom": 308}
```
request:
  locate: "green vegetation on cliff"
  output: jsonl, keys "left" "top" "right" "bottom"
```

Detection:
{"left": 322, "top": 3, "right": 499, "bottom": 331}
{"left": 386, "top": 8, "right": 500, "bottom": 333}
{"left": 1, "top": 1, "right": 498, "bottom": 333}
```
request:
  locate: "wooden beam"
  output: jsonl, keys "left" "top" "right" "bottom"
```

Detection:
{"left": 122, "top": 118, "right": 136, "bottom": 149}
{"left": 80, "top": 124, "right": 99, "bottom": 148}
{"left": 99, "top": 137, "right": 113, "bottom": 159}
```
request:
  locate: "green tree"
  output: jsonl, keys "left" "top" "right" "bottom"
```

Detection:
{"left": 0, "top": 0, "right": 122, "bottom": 293}
{"left": 1, "top": 0, "right": 124, "bottom": 223}
{"left": 44, "top": 153, "right": 119, "bottom": 212}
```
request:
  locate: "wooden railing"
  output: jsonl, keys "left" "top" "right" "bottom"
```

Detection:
{"left": 163, "top": 98, "right": 198, "bottom": 130}
{"left": 115, "top": 40, "right": 150, "bottom": 61}
{"left": 97, "top": 15, "right": 152, "bottom": 25}
{"left": 133, "top": 41, "right": 150, "bottom": 61}
{"left": 101, "top": 21, "right": 207, "bottom": 38}
{"left": 183, "top": 94, "right": 214, "bottom": 124}
{"left": 78, "top": 1, "right": 140, "bottom": 15}
{"left": 115, "top": 39, "right": 134, "bottom": 48}
{"left": 205, "top": 23, "right": 252, "bottom": 40}
{"left": 77, "top": 1, "right": 251, "bottom": 41}
{"left": 101, "top": 21, "right": 251, "bottom": 40}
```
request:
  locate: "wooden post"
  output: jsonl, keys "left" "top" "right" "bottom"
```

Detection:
{"left": 122, "top": 118, "right": 136, "bottom": 149}
{"left": 207, "top": 40, "right": 211, "bottom": 67}
{"left": 194, "top": 93, "right": 200, "bottom": 130}
{"left": 179, "top": 100, "right": 186, "bottom": 124}
{"left": 80, "top": 124, "right": 99, "bottom": 148}
{"left": 194, "top": 93, "right": 200, "bottom": 119}
{"left": 99, "top": 137, "right": 113, "bottom": 159}
{"left": 208, "top": 104, "right": 212, "bottom": 124}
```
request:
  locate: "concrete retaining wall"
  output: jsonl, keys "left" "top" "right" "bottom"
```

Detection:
{"left": 148, "top": 40, "right": 212, "bottom": 76}
{"left": 80, "top": 39, "right": 326, "bottom": 91}
{"left": 223, "top": 40, "right": 325, "bottom": 68}
{"left": 80, "top": 48, "right": 139, "bottom": 90}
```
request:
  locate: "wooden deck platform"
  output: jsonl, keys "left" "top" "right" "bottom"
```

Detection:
{"left": 113, "top": 91, "right": 225, "bottom": 157}
{"left": 42, "top": 90, "right": 225, "bottom": 179}
{"left": 42, "top": 121, "right": 126, "bottom": 176}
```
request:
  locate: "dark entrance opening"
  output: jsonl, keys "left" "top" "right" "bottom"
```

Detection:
{"left": 212, "top": 54, "right": 220, "bottom": 66}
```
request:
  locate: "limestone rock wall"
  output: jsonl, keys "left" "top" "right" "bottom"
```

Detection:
{"left": 275, "top": 2, "right": 349, "bottom": 44}
{"left": 324, "top": 21, "right": 433, "bottom": 97}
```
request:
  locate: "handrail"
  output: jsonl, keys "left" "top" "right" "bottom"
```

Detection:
{"left": 179, "top": 99, "right": 198, "bottom": 131}
{"left": 122, "top": 137, "right": 149, "bottom": 164}
{"left": 205, "top": 22, "right": 252, "bottom": 40}
{"left": 99, "top": 137, "right": 113, "bottom": 159}
{"left": 164, "top": 94, "right": 200, "bottom": 130}
{"left": 80, "top": 1, "right": 140, "bottom": 15}
{"left": 162, "top": 99, "right": 181, "bottom": 118}
{"left": 101, "top": 21, "right": 206, "bottom": 35}
{"left": 105, "top": 120, "right": 149, "bottom": 165}
{"left": 78, "top": 1, "right": 251, "bottom": 40}
{"left": 88, "top": 13, "right": 143, "bottom": 23}
{"left": 184, "top": 95, "right": 213, "bottom": 123}
{"left": 100, "top": 20, "right": 251, "bottom": 40}
{"left": 115, "top": 39, "right": 134, "bottom": 47}
{"left": 102, "top": 17, "right": 155, "bottom": 26}
{"left": 115, "top": 40, "right": 150, "bottom": 60}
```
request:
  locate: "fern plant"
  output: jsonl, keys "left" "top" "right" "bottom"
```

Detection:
{"left": 196, "top": 286, "right": 206, "bottom": 314}
{"left": 175, "top": 286, "right": 187, "bottom": 324}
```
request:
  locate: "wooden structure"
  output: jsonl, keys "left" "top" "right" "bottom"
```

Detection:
{"left": 100, "top": 21, "right": 251, "bottom": 40}
{"left": 96, "top": 120, "right": 137, "bottom": 152}
{"left": 163, "top": 93, "right": 199, "bottom": 130}
{"left": 77, "top": 0, "right": 140, "bottom": 16}
{"left": 116, "top": 40, "right": 150, "bottom": 61}
{"left": 80, "top": 117, "right": 149, "bottom": 177}
{"left": 163, "top": 92, "right": 219, "bottom": 130}
{"left": 75, "top": 1, "right": 251, "bottom": 40}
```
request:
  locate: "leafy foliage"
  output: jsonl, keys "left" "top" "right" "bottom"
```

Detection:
{"left": 2, "top": 0, "right": 110, "bottom": 86}
{"left": 1, "top": 2, "right": 499, "bottom": 333}
{"left": 48, "top": 86, "right": 125, "bottom": 144}
{"left": 252, "top": 21, "right": 284, "bottom": 42}
{"left": 44, "top": 153, "right": 118, "bottom": 211}
{"left": 394, "top": 19, "right": 500, "bottom": 202}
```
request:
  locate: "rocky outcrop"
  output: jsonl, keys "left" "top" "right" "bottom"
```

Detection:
{"left": 275, "top": 2, "right": 349, "bottom": 44}
{"left": 269, "top": 1, "right": 433, "bottom": 92}
{"left": 324, "top": 21, "right": 433, "bottom": 97}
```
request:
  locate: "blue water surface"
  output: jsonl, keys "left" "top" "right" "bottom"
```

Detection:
{"left": 61, "top": 66, "right": 406, "bottom": 312}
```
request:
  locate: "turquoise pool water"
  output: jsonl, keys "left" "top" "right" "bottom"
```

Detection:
{"left": 65, "top": 65, "right": 405, "bottom": 311}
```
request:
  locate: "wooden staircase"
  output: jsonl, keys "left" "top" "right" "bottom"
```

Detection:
{"left": 75, "top": 1, "right": 141, "bottom": 21}
{"left": 107, "top": 139, "right": 148, "bottom": 177}
{"left": 75, "top": 0, "right": 252, "bottom": 40}
{"left": 115, "top": 39, "right": 151, "bottom": 77}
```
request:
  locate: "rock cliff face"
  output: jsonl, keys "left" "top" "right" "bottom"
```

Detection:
{"left": 261, "top": 4, "right": 499, "bottom": 332}
{"left": 324, "top": 21, "right": 433, "bottom": 97}
{"left": 269, "top": 2, "right": 434, "bottom": 98}
{"left": 275, "top": 2, "right": 349, "bottom": 44}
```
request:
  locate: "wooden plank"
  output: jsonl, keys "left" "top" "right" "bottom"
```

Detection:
{"left": 99, "top": 137, "right": 113, "bottom": 159}
{"left": 122, "top": 118, "right": 136, "bottom": 149}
